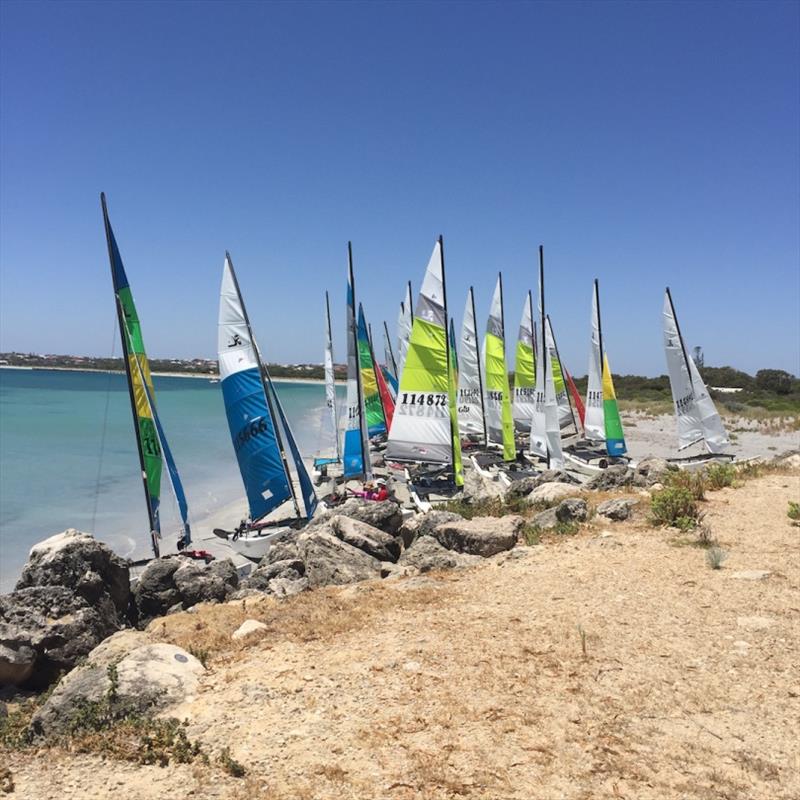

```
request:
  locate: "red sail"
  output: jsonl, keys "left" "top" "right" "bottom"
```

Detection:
{"left": 375, "top": 358, "right": 395, "bottom": 431}
{"left": 565, "top": 368, "right": 586, "bottom": 430}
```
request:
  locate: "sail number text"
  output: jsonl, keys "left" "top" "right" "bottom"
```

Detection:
{"left": 233, "top": 417, "right": 269, "bottom": 453}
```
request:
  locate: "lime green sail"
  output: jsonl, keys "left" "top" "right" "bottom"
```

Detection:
{"left": 484, "top": 275, "right": 515, "bottom": 461}
{"left": 512, "top": 291, "right": 536, "bottom": 433}
{"left": 357, "top": 305, "right": 387, "bottom": 437}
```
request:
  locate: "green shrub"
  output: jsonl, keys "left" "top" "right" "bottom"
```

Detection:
{"left": 789, "top": 501, "right": 800, "bottom": 525}
{"left": 651, "top": 486, "right": 699, "bottom": 530}
{"left": 520, "top": 523, "right": 541, "bottom": 545}
{"left": 706, "top": 546, "right": 728, "bottom": 570}
{"left": 664, "top": 470, "right": 706, "bottom": 500}
{"left": 705, "top": 463, "right": 736, "bottom": 490}
{"left": 218, "top": 746, "right": 247, "bottom": 777}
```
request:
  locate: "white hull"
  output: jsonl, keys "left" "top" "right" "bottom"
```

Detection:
{"left": 228, "top": 526, "right": 290, "bottom": 561}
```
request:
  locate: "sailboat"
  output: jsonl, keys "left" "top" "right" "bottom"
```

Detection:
{"left": 396, "top": 281, "right": 414, "bottom": 381}
{"left": 483, "top": 274, "right": 516, "bottom": 461}
{"left": 101, "top": 193, "right": 193, "bottom": 560}
{"left": 563, "top": 279, "right": 628, "bottom": 474}
{"left": 343, "top": 243, "right": 372, "bottom": 481}
{"left": 313, "top": 291, "right": 341, "bottom": 479}
{"left": 358, "top": 304, "right": 395, "bottom": 436}
{"left": 386, "top": 236, "right": 463, "bottom": 503}
{"left": 528, "top": 246, "right": 564, "bottom": 469}
{"left": 382, "top": 321, "right": 399, "bottom": 398}
{"left": 457, "top": 287, "right": 487, "bottom": 443}
{"left": 214, "top": 252, "right": 318, "bottom": 559}
{"left": 663, "top": 288, "right": 731, "bottom": 465}
{"left": 546, "top": 316, "right": 580, "bottom": 435}
{"left": 512, "top": 292, "right": 536, "bottom": 434}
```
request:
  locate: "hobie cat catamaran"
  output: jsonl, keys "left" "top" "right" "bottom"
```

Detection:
{"left": 663, "top": 288, "right": 731, "bottom": 465}
{"left": 313, "top": 291, "right": 341, "bottom": 479}
{"left": 101, "top": 193, "right": 193, "bottom": 560}
{"left": 214, "top": 252, "right": 317, "bottom": 559}
{"left": 386, "top": 236, "right": 463, "bottom": 502}
{"left": 457, "top": 286, "right": 487, "bottom": 444}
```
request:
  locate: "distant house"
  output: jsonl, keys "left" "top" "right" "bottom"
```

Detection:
{"left": 711, "top": 386, "right": 743, "bottom": 394}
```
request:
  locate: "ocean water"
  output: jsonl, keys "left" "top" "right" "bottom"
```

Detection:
{"left": 0, "top": 368, "right": 341, "bottom": 591}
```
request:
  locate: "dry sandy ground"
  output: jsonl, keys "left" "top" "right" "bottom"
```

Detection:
{"left": 4, "top": 472, "right": 799, "bottom": 800}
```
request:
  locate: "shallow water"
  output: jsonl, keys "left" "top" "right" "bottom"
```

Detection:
{"left": 0, "top": 368, "right": 341, "bottom": 590}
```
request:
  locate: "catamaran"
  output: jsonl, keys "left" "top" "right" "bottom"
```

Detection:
{"left": 101, "top": 193, "right": 193, "bottom": 560}
{"left": 214, "top": 252, "right": 318, "bottom": 559}
{"left": 313, "top": 291, "right": 341, "bottom": 480}
{"left": 512, "top": 292, "right": 536, "bottom": 435}
{"left": 663, "top": 288, "right": 731, "bottom": 465}
{"left": 386, "top": 236, "right": 463, "bottom": 506}
{"left": 483, "top": 274, "right": 516, "bottom": 461}
{"left": 563, "top": 279, "right": 629, "bottom": 474}
{"left": 457, "top": 286, "right": 487, "bottom": 444}
{"left": 358, "top": 304, "right": 395, "bottom": 437}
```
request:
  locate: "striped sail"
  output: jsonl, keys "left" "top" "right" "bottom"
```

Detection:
{"left": 512, "top": 292, "right": 536, "bottom": 433}
{"left": 483, "top": 275, "right": 515, "bottom": 461}
{"left": 386, "top": 239, "right": 457, "bottom": 468}
{"left": 315, "top": 292, "right": 340, "bottom": 467}
{"left": 218, "top": 254, "right": 293, "bottom": 520}
{"left": 457, "top": 287, "right": 486, "bottom": 439}
{"left": 103, "top": 194, "right": 191, "bottom": 554}
{"left": 343, "top": 248, "right": 371, "bottom": 479}
{"left": 357, "top": 305, "right": 387, "bottom": 437}
{"left": 663, "top": 289, "right": 729, "bottom": 453}
{"left": 601, "top": 355, "right": 626, "bottom": 456}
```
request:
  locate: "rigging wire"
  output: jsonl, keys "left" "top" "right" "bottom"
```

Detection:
{"left": 91, "top": 316, "right": 117, "bottom": 533}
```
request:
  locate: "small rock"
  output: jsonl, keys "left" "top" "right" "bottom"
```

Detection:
{"left": 731, "top": 570, "right": 771, "bottom": 581}
{"left": 736, "top": 616, "right": 773, "bottom": 631}
{"left": 531, "top": 507, "right": 559, "bottom": 530}
{"left": 398, "top": 510, "right": 463, "bottom": 550}
{"left": 402, "top": 660, "right": 421, "bottom": 672}
{"left": 596, "top": 498, "right": 638, "bottom": 521}
{"left": 527, "top": 482, "right": 581, "bottom": 504}
{"left": 232, "top": 619, "right": 268, "bottom": 640}
{"left": 586, "top": 464, "right": 633, "bottom": 490}
{"left": 556, "top": 499, "right": 589, "bottom": 523}
{"left": 398, "top": 537, "right": 480, "bottom": 572}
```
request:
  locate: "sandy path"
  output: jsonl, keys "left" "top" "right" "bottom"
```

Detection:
{"left": 5, "top": 472, "right": 799, "bottom": 800}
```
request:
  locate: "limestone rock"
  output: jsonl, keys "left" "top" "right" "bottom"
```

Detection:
{"left": 586, "top": 465, "right": 633, "bottom": 491}
{"left": 633, "top": 457, "right": 677, "bottom": 487}
{"left": 731, "top": 570, "right": 771, "bottom": 581}
{"left": 32, "top": 642, "right": 205, "bottom": 737}
{"left": 531, "top": 507, "right": 559, "bottom": 530}
{"left": 505, "top": 470, "right": 579, "bottom": 500}
{"left": 432, "top": 515, "right": 523, "bottom": 557}
{"left": 232, "top": 619, "right": 268, "bottom": 640}
{"left": 242, "top": 559, "right": 305, "bottom": 592}
{"left": 398, "top": 511, "right": 463, "bottom": 550}
{"left": 329, "top": 515, "right": 401, "bottom": 562}
{"left": 308, "top": 498, "right": 403, "bottom": 535}
{"left": 556, "top": 499, "right": 589, "bottom": 523}
{"left": 296, "top": 529, "right": 383, "bottom": 587}
{"left": 398, "top": 536, "right": 481, "bottom": 573}
{"left": 596, "top": 498, "right": 638, "bottom": 521}
{"left": 459, "top": 469, "right": 506, "bottom": 503}
{"left": 527, "top": 482, "right": 582, "bottom": 505}
{"left": 267, "top": 576, "right": 309, "bottom": 599}
{"left": 133, "top": 558, "right": 182, "bottom": 622}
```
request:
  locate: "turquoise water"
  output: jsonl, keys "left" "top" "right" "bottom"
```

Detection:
{"left": 0, "top": 368, "right": 340, "bottom": 591}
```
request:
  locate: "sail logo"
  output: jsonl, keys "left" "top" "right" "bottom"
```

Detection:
{"left": 228, "top": 334, "right": 243, "bottom": 348}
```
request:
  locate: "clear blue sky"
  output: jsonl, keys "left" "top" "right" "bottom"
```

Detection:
{"left": 1, "top": 0, "right": 798, "bottom": 377}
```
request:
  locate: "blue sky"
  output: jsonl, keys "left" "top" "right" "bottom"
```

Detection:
{"left": 1, "top": 0, "right": 798, "bottom": 376}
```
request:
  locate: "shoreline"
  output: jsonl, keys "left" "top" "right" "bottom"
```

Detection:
{"left": 0, "top": 364, "right": 345, "bottom": 385}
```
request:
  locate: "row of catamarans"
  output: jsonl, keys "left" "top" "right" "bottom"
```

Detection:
{"left": 100, "top": 194, "right": 731, "bottom": 563}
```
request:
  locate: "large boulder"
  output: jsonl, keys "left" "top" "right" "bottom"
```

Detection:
{"left": 242, "top": 558, "right": 305, "bottom": 592}
{"left": 527, "top": 482, "right": 582, "bottom": 505}
{"left": 432, "top": 515, "right": 523, "bottom": 557}
{"left": 308, "top": 499, "right": 403, "bottom": 535}
{"left": 555, "top": 499, "right": 589, "bottom": 523}
{"left": 459, "top": 470, "right": 506, "bottom": 503}
{"left": 596, "top": 498, "right": 638, "bottom": 521}
{"left": 398, "top": 510, "right": 464, "bottom": 550}
{"left": 328, "top": 516, "right": 401, "bottom": 562}
{"left": 505, "top": 470, "right": 579, "bottom": 500}
{"left": 15, "top": 530, "right": 130, "bottom": 614}
{"left": 134, "top": 557, "right": 239, "bottom": 623}
{"left": 31, "top": 641, "right": 205, "bottom": 737}
{"left": 586, "top": 464, "right": 633, "bottom": 491}
{"left": 633, "top": 457, "right": 677, "bottom": 487}
{"left": 531, "top": 507, "right": 559, "bottom": 530}
{"left": 398, "top": 537, "right": 481, "bottom": 573}
{"left": 296, "top": 529, "right": 383, "bottom": 588}
{"left": 0, "top": 585, "right": 123, "bottom": 688}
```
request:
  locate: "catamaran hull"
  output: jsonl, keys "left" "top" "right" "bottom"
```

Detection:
{"left": 213, "top": 526, "right": 290, "bottom": 561}
{"left": 667, "top": 452, "right": 736, "bottom": 471}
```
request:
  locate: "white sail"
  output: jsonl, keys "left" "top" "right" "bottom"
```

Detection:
{"left": 316, "top": 293, "right": 340, "bottom": 464}
{"left": 662, "top": 290, "right": 704, "bottom": 450}
{"left": 584, "top": 281, "right": 605, "bottom": 442}
{"left": 512, "top": 293, "right": 536, "bottom": 433}
{"left": 396, "top": 282, "right": 413, "bottom": 381}
{"left": 483, "top": 276, "right": 505, "bottom": 447}
{"left": 543, "top": 317, "right": 564, "bottom": 467}
{"left": 218, "top": 254, "right": 259, "bottom": 380}
{"left": 457, "top": 287, "right": 485, "bottom": 438}
{"left": 546, "top": 316, "right": 574, "bottom": 431}
{"left": 688, "top": 352, "right": 730, "bottom": 453}
{"left": 386, "top": 241, "right": 453, "bottom": 464}
{"left": 529, "top": 317, "right": 548, "bottom": 459}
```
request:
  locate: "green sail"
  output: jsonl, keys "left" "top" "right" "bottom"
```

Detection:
{"left": 485, "top": 331, "right": 516, "bottom": 461}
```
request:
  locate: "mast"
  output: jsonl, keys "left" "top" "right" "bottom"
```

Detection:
{"left": 226, "top": 251, "right": 300, "bottom": 519}
{"left": 101, "top": 193, "right": 160, "bottom": 558}
{"left": 325, "top": 290, "right": 341, "bottom": 461}
{"left": 470, "top": 285, "right": 488, "bottom": 446}
{"left": 539, "top": 245, "right": 550, "bottom": 469}
{"left": 595, "top": 279, "right": 605, "bottom": 367}
{"left": 440, "top": 235, "right": 456, "bottom": 472}
{"left": 408, "top": 280, "right": 414, "bottom": 320}
{"left": 349, "top": 242, "right": 371, "bottom": 478}
{"left": 666, "top": 286, "right": 695, "bottom": 396}
{"left": 383, "top": 320, "right": 398, "bottom": 377}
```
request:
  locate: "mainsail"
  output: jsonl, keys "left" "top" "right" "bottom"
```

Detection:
{"left": 512, "top": 291, "right": 536, "bottom": 433}
{"left": 386, "top": 237, "right": 463, "bottom": 485}
{"left": 663, "top": 289, "right": 729, "bottom": 453}
{"left": 382, "top": 321, "right": 399, "bottom": 397}
{"left": 357, "top": 305, "right": 388, "bottom": 437}
{"left": 218, "top": 253, "right": 316, "bottom": 521}
{"left": 343, "top": 244, "right": 371, "bottom": 479}
{"left": 543, "top": 316, "right": 565, "bottom": 467}
{"left": 102, "top": 193, "right": 191, "bottom": 557}
{"left": 483, "top": 275, "right": 515, "bottom": 460}
{"left": 457, "top": 287, "right": 487, "bottom": 441}
{"left": 396, "top": 281, "right": 414, "bottom": 381}
{"left": 547, "top": 317, "right": 577, "bottom": 432}
{"left": 315, "top": 291, "right": 340, "bottom": 468}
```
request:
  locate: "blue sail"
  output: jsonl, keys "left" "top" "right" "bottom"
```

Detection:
{"left": 221, "top": 367, "right": 292, "bottom": 521}
{"left": 343, "top": 258, "right": 368, "bottom": 478}
{"left": 269, "top": 376, "right": 318, "bottom": 519}
{"left": 382, "top": 366, "right": 399, "bottom": 396}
